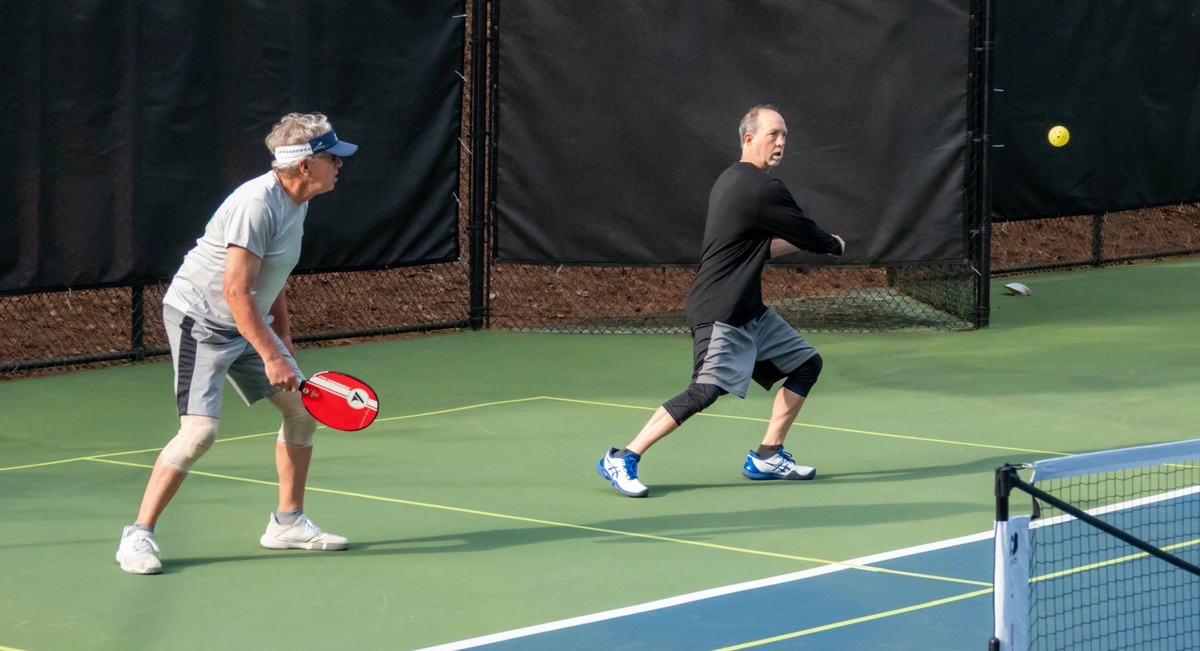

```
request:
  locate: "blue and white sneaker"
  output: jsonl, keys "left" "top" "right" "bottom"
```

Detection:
{"left": 597, "top": 448, "right": 649, "bottom": 497}
{"left": 742, "top": 448, "right": 816, "bottom": 481}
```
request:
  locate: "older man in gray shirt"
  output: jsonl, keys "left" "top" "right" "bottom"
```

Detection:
{"left": 116, "top": 113, "right": 358, "bottom": 574}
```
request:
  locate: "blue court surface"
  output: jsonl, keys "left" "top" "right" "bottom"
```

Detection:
{"left": 417, "top": 531, "right": 997, "bottom": 650}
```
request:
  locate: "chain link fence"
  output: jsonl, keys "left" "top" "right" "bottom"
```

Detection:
{"left": 992, "top": 204, "right": 1200, "bottom": 274}
{"left": 486, "top": 263, "right": 978, "bottom": 333}
{"left": 0, "top": 264, "right": 472, "bottom": 376}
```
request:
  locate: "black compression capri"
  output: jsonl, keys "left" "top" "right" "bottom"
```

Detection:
{"left": 662, "top": 382, "right": 726, "bottom": 425}
{"left": 781, "top": 353, "right": 823, "bottom": 397}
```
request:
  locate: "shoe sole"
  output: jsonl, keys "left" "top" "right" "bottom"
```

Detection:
{"left": 259, "top": 537, "right": 349, "bottom": 551}
{"left": 742, "top": 469, "right": 817, "bottom": 481}
{"left": 596, "top": 462, "right": 649, "bottom": 498}
{"left": 116, "top": 555, "right": 163, "bottom": 575}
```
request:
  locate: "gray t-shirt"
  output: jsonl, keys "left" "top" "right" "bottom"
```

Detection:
{"left": 163, "top": 171, "right": 307, "bottom": 330}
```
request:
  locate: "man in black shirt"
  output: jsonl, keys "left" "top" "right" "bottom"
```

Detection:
{"left": 597, "top": 105, "right": 844, "bottom": 498}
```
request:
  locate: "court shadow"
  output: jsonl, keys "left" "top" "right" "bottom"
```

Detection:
{"left": 163, "top": 550, "right": 347, "bottom": 572}
{"left": 649, "top": 482, "right": 750, "bottom": 496}
{"left": 818, "top": 454, "right": 1028, "bottom": 484}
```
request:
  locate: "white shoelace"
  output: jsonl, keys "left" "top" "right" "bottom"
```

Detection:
{"left": 765, "top": 450, "right": 798, "bottom": 472}
{"left": 127, "top": 534, "right": 159, "bottom": 554}
{"left": 608, "top": 457, "right": 636, "bottom": 480}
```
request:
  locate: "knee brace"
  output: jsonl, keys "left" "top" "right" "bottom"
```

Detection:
{"left": 268, "top": 391, "right": 317, "bottom": 447}
{"left": 160, "top": 415, "right": 219, "bottom": 473}
{"left": 782, "top": 354, "right": 823, "bottom": 397}
{"left": 662, "top": 383, "right": 726, "bottom": 425}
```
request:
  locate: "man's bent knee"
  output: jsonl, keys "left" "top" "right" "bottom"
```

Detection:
{"left": 782, "top": 354, "right": 823, "bottom": 397}
{"left": 663, "top": 383, "right": 726, "bottom": 425}
{"left": 160, "top": 415, "right": 219, "bottom": 472}
{"left": 268, "top": 391, "right": 317, "bottom": 447}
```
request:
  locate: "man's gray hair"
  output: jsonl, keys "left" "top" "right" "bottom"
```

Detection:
{"left": 265, "top": 112, "right": 334, "bottom": 172}
{"left": 738, "top": 104, "right": 778, "bottom": 144}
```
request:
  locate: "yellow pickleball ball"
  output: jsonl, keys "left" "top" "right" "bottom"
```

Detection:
{"left": 1048, "top": 126, "right": 1070, "bottom": 147}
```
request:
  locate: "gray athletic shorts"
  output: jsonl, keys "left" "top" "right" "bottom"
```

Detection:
{"left": 164, "top": 305, "right": 300, "bottom": 418}
{"left": 691, "top": 309, "right": 817, "bottom": 399}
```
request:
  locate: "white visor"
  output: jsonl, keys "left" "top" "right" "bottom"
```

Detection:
{"left": 274, "top": 144, "right": 314, "bottom": 164}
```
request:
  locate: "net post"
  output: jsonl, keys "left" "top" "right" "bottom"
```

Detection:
{"left": 992, "top": 464, "right": 1030, "bottom": 651}
{"left": 994, "top": 463, "right": 1015, "bottom": 521}
{"left": 991, "top": 463, "right": 1011, "bottom": 651}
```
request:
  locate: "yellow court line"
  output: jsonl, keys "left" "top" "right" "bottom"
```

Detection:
{"left": 540, "top": 396, "right": 1068, "bottom": 457}
{"left": 0, "top": 456, "right": 120, "bottom": 472}
{"left": 710, "top": 587, "right": 994, "bottom": 650}
{"left": 91, "top": 458, "right": 281, "bottom": 488}
{"left": 87, "top": 456, "right": 988, "bottom": 588}
{"left": 373, "top": 396, "right": 545, "bottom": 423}
{"left": 0, "top": 433, "right": 283, "bottom": 472}
{"left": 0, "top": 645, "right": 29, "bottom": 651}
{"left": 3, "top": 393, "right": 1059, "bottom": 473}
{"left": 0, "top": 397, "right": 546, "bottom": 473}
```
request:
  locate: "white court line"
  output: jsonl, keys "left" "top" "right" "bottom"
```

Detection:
{"left": 1028, "top": 484, "right": 1200, "bottom": 529}
{"left": 413, "top": 529, "right": 996, "bottom": 651}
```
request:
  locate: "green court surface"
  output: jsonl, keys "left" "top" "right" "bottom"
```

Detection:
{"left": 2, "top": 259, "right": 1198, "bottom": 651}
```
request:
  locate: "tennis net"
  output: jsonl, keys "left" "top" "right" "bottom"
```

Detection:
{"left": 990, "top": 439, "right": 1200, "bottom": 651}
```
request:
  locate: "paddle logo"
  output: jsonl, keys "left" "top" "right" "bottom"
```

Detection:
{"left": 347, "top": 388, "right": 370, "bottom": 410}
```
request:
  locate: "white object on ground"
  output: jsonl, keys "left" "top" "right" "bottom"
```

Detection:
{"left": 1004, "top": 282, "right": 1032, "bottom": 296}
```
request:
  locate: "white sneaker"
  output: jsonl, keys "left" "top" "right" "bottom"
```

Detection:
{"left": 742, "top": 448, "right": 817, "bottom": 480}
{"left": 596, "top": 448, "right": 649, "bottom": 497}
{"left": 116, "top": 526, "right": 163, "bottom": 575}
{"left": 260, "top": 513, "right": 349, "bottom": 551}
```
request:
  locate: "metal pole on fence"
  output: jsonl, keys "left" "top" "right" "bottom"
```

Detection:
{"left": 1091, "top": 213, "right": 1104, "bottom": 266}
{"left": 485, "top": 0, "right": 498, "bottom": 330}
{"left": 969, "top": 0, "right": 995, "bottom": 329}
{"left": 131, "top": 284, "right": 145, "bottom": 362}
{"left": 467, "top": 0, "right": 489, "bottom": 331}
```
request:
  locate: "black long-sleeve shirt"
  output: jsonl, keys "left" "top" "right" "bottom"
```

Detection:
{"left": 685, "top": 162, "right": 842, "bottom": 328}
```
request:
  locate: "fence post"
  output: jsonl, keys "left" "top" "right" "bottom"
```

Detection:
{"left": 467, "top": 0, "right": 489, "bottom": 330}
{"left": 1091, "top": 212, "right": 1104, "bottom": 266}
{"left": 968, "top": 0, "right": 995, "bottom": 329}
{"left": 131, "top": 284, "right": 145, "bottom": 362}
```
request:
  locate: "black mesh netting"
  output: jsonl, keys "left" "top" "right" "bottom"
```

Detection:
{"left": 485, "top": 263, "right": 977, "bottom": 334}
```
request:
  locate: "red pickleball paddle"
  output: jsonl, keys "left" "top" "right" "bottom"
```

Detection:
{"left": 299, "top": 370, "right": 379, "bottom": 431}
